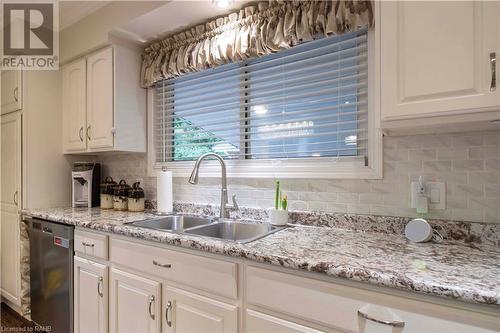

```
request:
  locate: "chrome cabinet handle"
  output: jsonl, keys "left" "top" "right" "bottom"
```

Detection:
{"left": 13, "top": 87, "right": 18, "bottom": 102}
{"left": 79, "top": 126, "right": 84, "bottom": 142}
{"left": 165, "top": 301, "right": 172, "bottom": 327}
{"left": 97, "top": 276, "right": 103, "bottom": 297}
{"left": 82, "top": 241, "right": 95, "bottom": 247}
{"left": 13, "top": 191, "right": 18, "bottom": 206}
{"left": 86, "top": 125, "right": 91, "bottom": 141}
{"left": 357, "top": 310, "right": 405, "bottom": 328}
{"left": 148, "top": 295, "right": 155, "bottom": 320}
{"left": 490, "top": 52, "right": 496, "bottom": 92}
{"left": 153, "top": 260, "right": 171, "bottom": 268}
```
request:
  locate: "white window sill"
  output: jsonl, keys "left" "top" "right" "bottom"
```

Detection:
{"left": 152, "top": 154, "right": 382, "bottom": 179}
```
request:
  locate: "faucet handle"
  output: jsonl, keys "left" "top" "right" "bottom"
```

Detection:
{"left": 230, "top": 194, "right": 239, "bottom": 211}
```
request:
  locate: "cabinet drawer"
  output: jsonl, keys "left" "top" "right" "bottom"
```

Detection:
{"left": 246, "top": 310, "right": 327, "bottom": 333}
{"left": 75, "top": 230, "right": 108, "bottom": 260}
{"left": 110, "top": 238, "right": 238, "bottom": 299}
{"left": 246, "top": 266, "right": 498, "bottom": 333}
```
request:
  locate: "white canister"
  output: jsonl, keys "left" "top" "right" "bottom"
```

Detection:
{"left": 268, "top": 208, "right": 288, "bottom": 226}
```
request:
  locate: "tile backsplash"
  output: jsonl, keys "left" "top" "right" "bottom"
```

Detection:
{"left": 99, "top": 130, "right": 500, "bottom": 223}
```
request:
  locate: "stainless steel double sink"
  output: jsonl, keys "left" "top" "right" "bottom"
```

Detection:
{"left": 127, "top": 215, "right": 285, "bottom": 244}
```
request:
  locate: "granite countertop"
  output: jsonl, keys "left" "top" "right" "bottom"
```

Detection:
{"left": 22, "top": 207, "right": 500, "bottom": 306}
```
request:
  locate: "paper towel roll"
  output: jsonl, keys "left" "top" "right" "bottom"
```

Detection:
{"left": 157, "top": 170, "right": 173, "bottom": 213}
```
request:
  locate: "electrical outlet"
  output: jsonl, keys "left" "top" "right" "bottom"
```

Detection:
{"left": 411, "top": 181, "right": 446, "bottom": 210}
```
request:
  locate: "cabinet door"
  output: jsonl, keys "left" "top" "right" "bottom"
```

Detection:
{"left": 163, "top": 285, "right": 238, "bottom": 333}
{"left": 109, "top": 268, "right": 161, "bottom": 333}
{"left": 1, "top": 70, "right": 22, "bottom": 115}
{"left": 381, "top": 1, "right": 500, "bottom": 120}
{"left": 0, "top": 111, "right": 22, "bottom": 305}
{"left": 74, "top": 257, "right": 108, "bottom": 333}
{"left": 246, "top": 310, "right": 326, "bottom": 333}
{"left": 86, "top": 47, "right": 114, "bottom": 150}
{"left": 62, "top": 59, "right": 87, "bottom": 152}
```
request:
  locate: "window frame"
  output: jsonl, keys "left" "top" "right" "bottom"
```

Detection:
{"left": 148, "top": 28, "right": 382, "bottom": 179}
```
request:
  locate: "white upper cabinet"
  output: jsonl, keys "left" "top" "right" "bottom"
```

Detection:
{"left": 380, "top": 1, "right": 500, "bottom": 124}
{"left": 87, "top": 47, "right": 114, "bottom": 150}
{"left": 1, "top": 70, "right": 22, "bottom": 115}
{"left": 62, "top": 43, "right": 146, "bottom": 154}
{"left": 62, "top": 59, "right": 87, "bottom": 152}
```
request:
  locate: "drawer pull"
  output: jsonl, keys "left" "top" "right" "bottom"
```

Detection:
{"left": 490, "top": 52, "right": 496, "bottom": 92}
{"left": 97, "top": 276, "right": 103, "bottom": 297}
{"left": 357, "top": 310, "right": 405, "bottom": 328}
{"left": 148, "top": 295, "right": 155, "bottom": 320}
{"left": 13, "top": 87, "right": 18, "bottom": 102}
{"left": 82, "top": 241, "right": 95, "bottom": 247}
{"left": 86, "top": 125, "right": 91, "bottom": 141}
{"left": 153, "top": 260, "right": 171, "bottom": 268}
{"left": 79, "top": 126, "right": 84, "bottom": 142}
{"left": 165, "top": 301, "right": 172, "bottom": 327}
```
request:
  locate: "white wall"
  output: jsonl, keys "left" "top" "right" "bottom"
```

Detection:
{"left": 22, "top": 70, "right": 81, "bottom": 208}
{"left": 60, "top": 1, "right": 163, "bottom": 62}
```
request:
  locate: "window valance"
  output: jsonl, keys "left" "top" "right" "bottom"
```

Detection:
{"left": 140, "top": 0, "right": 374, "bottom": 87}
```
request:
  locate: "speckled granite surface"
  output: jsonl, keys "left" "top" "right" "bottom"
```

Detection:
{"left": 22, "top": 207, "right": 500, "bottom": 306}
{"left": 170, "top": 202, "right": 500, "bottom": 247}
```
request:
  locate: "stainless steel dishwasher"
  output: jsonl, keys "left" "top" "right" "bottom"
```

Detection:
{"left": 27, "top": 218, "right": 74, "bottom": 333}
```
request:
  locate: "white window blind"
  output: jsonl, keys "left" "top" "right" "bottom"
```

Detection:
{"left": 154, "top": 28, "right": 368, "bottom": 165}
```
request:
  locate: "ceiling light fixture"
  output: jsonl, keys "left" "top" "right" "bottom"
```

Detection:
{"left": 213, "top": 0, "right": 232, "bottom": 9}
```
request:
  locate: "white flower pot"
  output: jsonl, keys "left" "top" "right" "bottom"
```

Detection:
{"left": 268, "top": 208, "right": 288, "bottom": 226}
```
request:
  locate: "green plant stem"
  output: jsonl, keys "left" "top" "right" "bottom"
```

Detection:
{"left": 275, "top": 180, "right": 280, "bottom": 210}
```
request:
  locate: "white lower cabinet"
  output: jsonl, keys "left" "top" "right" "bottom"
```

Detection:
{"left": 109, "top": 268, "right": 161, "bottom": 333}
{"left": 74, "top": 257, "right": 108, "bottom": 333}
{"left": 73, "top": 234, "right": 498, "bottom": 333}
{"left": 162, "top": 285, "right": 238, "bottom": 333}
{"left": 246, "top": 310, "right": 325, "bottom": 333}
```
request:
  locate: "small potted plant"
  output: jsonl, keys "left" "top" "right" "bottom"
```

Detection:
{"left": 269, "top": 180, "right": 288, "bottom": 226}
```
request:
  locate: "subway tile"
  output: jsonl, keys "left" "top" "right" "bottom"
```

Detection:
{"left": 469, "top": 171, "right": 500, "bottom": 184}
{"left": 308, "top": 201, "right": 328, "bottom": 212}
{"left": 468, "top": 147, "right": 500, "bottom": 159}
{"left": 436, "top": 148, "right": 468, "bottom": 160}
{"left": 423, "top": 161, "right": 452, "bottom": 173}
{"left": 383, "top": 194, "right": 410, "bottom": 206}
{"left": 485, "top": 209, "right": 500, "bottom": 223}
{"left": 299, "top": 192, "right": 337, "bottom": 202}
{"left": 454, "top": 184, "right": 484, "bottom": 198}
{"left": 483, "top": 132, "right": 500, "bottom": 146}
{"left": 384, "top": 148, "right": 409, "bottom": 161}
{"left": 446, "top": 196, "right": 468, "bottom": 209}
{"left": 452, "top": 160, "right": 484, "bottom": 172}
{"left": 452, "top": 135, "right": 483, "bottom": 147}
{"left": 359, "top": 193, "right": 384, "bottom": 205}
{"left": 485, "top": 159, "right": 500, "bottom": 171}
{"left": 396, "top": 161, "right": 423, "bottom": 173}
{"left": 421, "top": 135, "right": 452, "bottom": 148}
{"left": 450, "top": 208, "right": 483, "bottom": 222}
{"left": 371, "top": 182, "right": 406, "bottom": 194}
{"left": 396, "top": 136, "right": 422, "bottom": 149}
{"left": 336, "top": 193, "right": 360, "bottom": 204}
{"left": 408, "top": 149, "right": 436, "bottom": 161}
{"left": 468, "top": 197, "right": 500, "bottom": 210}
{"left": 325, "top": 203, "right": 348, "bottom": 213}
{"left": 346, "top": 204, "right": 371, "bottom": 215}
{"left": 484, "top": 184, "right": 500, "bottom": 197}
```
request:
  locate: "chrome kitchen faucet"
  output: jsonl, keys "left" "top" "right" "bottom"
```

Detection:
{"left": 188, "top": 153, "right": 239, "bottom": 219}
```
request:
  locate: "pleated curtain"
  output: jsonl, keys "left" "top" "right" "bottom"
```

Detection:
{"left": 140, "top": 0, "right": 374, "bottom": 88}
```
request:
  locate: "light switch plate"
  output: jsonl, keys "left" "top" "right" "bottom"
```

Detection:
{"left": 427, "top": 182, "right": 445, "bottom": 210}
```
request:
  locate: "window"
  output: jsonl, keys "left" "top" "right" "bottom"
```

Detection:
{"left": 152, "top": 27, "right": 381, "bottom": 178}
